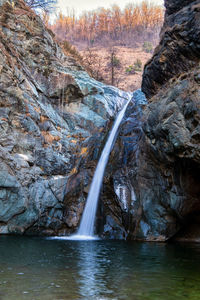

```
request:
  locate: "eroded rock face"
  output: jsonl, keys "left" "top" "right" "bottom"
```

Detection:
{"left": 142, "top": 0, "right": 200, "bottom": 99}
{"left": 134, "top": 0, "right": 200, "bottom": 241}
{"left": 164, "top": 0, "right": 192, "bottom": 16}
{"left": 135, "top": 73, "right": 200, "bottom": 241}
{"left": 0, "top": 0, "right": 131, "bottom": 235}
{"left": 103, "top": 0, "right": 200, "bottom": 242}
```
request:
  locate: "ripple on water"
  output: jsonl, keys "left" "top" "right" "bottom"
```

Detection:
{"left": 0, "top": 237, "right": 200, "bottom": 300}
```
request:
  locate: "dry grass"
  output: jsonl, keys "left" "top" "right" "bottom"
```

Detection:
{"left": 62, "top": 41, "right": 83, "bottom": 65}
{"left": 80, "top": 147, "right": 88, "bottom": 156}
{"left": 0, "top": 32, "right": 17, "bottom": 69}
{"left": 71, "top": 139, "right": 77, "bottom": 144}
{"left": 33, "top": 106, "right": 41, "bottom": 113}
{"left": 69, "top": 167, "right": 78, "bottom": 175}
{"left": 40, "top": 115, "right": 49, "bottom": 123}
{"left": 61, "top": 41, "right": 94, "bottom": 76}
{"left": 81, "top": 46, "right": 152, "bottom": 91}
{"left": 1, "top": 117, "right": 8, "bottom": 121}
{"left": 41, "top": 131, "right": 61, "bottom": 144}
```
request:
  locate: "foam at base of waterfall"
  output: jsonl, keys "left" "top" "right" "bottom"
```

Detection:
{"left": 48, "top": 235, "right": 100, "bottom": 241}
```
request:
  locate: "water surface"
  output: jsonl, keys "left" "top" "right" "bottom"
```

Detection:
{"left": 0, "top": 237, "right": 200, "bottom": 299}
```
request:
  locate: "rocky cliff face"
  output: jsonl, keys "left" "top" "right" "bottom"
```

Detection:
{"left": 130, "top": 0, "right": 200, "bottom": 241}
{"left": 1, "top": 0, "right": 199, "bottom": 242}
{"left": 142, "top": 0, "right": 200, "bottom": 99}
{"left": 0, "top": 0, "right": 132, "bottom": 235}
{"left": 94, "top": 0, "right": 200, "bottom": 242}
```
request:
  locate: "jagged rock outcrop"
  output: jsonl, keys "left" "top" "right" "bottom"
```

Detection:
{"left": 125, "top": 0, "right": 200, "bottom": 242}
{"left": 164, "top": 0, "right": 192, "bottom": 16}
{"left": 0, "top": 0, "right": 131, "bottom": 235}
{"left": 142, "top": 0, "right": 200, "bottom": 99}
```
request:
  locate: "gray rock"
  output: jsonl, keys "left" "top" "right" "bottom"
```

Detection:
{"left": 0, "top": 171, "right": 20, "bottom": 188}
{"left": 30, "top": 181, "right": 58, "bottom": 212}
{"left": 0, "top": 187, "right": 26, "bottom": 223}
{"left": 35, "top": 149, "right": 70, "bottom": 175}
{"left": 48, "top": 175, "right": 68, "bottom": 203}
{"left": 0, "top": 1, "right": 131, "bottom": 236}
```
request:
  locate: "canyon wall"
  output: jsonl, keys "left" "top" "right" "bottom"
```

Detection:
{"left": 133, "top": 0, "right": 200, "bottom": 241}
{"left": 102, "top": 0, "right": 200, "bottom": 242}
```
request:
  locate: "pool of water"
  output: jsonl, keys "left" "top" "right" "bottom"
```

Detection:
{"left": 0, "top": 237, "right": 200, "bottom": 300}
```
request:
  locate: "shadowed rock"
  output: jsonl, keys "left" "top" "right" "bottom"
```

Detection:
{"left": 133, "top": 0, "right": 200, "bottom": 241}
{"left": 142, "top": 0, "right": 200, "bottom": 99}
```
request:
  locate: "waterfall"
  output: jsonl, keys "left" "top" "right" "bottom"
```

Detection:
{"left": 72, "top": 97, "right": 132, "bottom": 240}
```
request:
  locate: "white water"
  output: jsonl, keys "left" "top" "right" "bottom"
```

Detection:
{"left": 73, "top": 97, "right": 132, "bottom": 239}
{"left": 49, "top": 235, "right": 99, "bottom": 241}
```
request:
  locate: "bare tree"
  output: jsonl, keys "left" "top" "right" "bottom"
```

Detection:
{"left": 107, "top": 47, "right": 121, "bottom": 86}
{"left": 83, "top": 48, "right": 104, "bottom": 81}
{"left": 50, "top": 2, "right": 164, "bottom": 47}
{"left": 25, "top": 0, "right": 57, "bottom": 12}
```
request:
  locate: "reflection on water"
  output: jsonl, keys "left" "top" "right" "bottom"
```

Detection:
{"left": 0, "top": 237, "right": 200, "bottom": 299}
{"left": 77, "top": 242, "right": 114, "bottom": 299}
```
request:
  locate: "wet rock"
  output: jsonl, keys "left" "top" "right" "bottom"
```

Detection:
{"left": 98, "top": 90, "right": 147, "bottom": 240}
{"left": 103, "top": 215, "right": 127, "bottom": 240}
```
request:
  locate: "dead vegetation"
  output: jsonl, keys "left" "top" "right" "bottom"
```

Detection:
{"left": 41, "top": 131, "right": 61, "bottom": 144}
{"left": 80, "top": 46, "right": 153, "bottom": 91}
{"left": 50, "top": 1, "right": 164, "bottom": 49}
{"left": 47, "top": 1, "right": 164, "bottom": 91}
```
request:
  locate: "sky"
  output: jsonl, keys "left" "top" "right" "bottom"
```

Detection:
{"left": 57, "top": 0, "right": 164, "bottom": 16}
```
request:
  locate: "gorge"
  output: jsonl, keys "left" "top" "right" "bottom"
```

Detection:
{"left": 1, "top": 0, "right": 200, "bottom": 299}
{"left": 0, "top": 0, "right": 200, "bottom": 243}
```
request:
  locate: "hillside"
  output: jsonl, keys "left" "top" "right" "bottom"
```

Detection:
{"left": 50, "top": 1, "right": 164, "bottom": 92}
{"left": 80, "top": 46, "right": 152, "bottom": 91}
{"left": 51, "top": 2, "right": 163, "bottom": 47}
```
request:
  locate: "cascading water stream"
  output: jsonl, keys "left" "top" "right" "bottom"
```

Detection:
{"left": 72, "top": 97, "right": 132, "bottom": 240}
